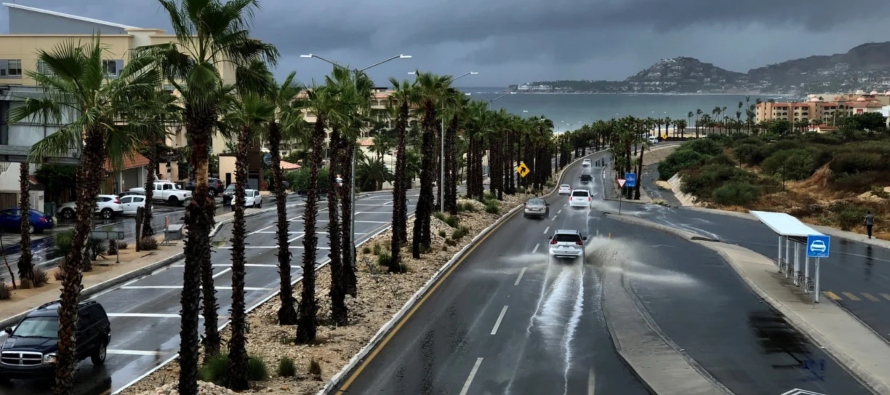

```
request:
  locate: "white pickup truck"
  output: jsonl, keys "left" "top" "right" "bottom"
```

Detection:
{"left": 130, "top": 181, "right": 192, "bottom": 206}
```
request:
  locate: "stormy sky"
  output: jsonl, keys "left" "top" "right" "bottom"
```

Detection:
{"left": 2, "top": 0, "right": 889, "bottom": 87}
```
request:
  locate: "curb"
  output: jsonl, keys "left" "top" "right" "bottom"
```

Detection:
{"left": 318, "top": 150, "right": 604, "bottom": 395}
{"left": 603, "top": 212, "right": 889, "bottom": 395}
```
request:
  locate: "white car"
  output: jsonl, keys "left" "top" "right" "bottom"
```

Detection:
{"left": 58, "top": 195, "right": 124, "bottom": 220}
{"left": 548, "top": 229, "right": 587, "bottom": 261}
{"left": 120, "top": 195, "right": 153, "bottom": 215}
{"left": 582, "top": 159, "right": 592, "bottom": 167}
{"left": 569, "top": 190, "right": 591, "bottom": 208}
{"left": 233, "top": 189, "right": 263, "bottom": 209}
{"left": 558, "top": 184, "right": 572, "bottom": 195}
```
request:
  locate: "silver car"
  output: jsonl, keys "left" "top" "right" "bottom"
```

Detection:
{"left": 548, "top": 229, "right": 587, "bottom": 261}
{"left": 523, "top": 198, "right": 549, "bottom": 219}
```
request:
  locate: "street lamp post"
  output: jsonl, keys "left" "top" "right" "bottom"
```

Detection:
{"left": 408, "top": 70, "right": 478, "bottom": 210}
{"left": 300, "top": 53, "right": 412, "bottom": 268}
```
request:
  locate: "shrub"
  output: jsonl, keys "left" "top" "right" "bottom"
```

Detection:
{"left": 707, "top": 154, "right": 736, "bottom": 167}
{"left": 277, "top": 357, "right": 297, "bottom": 378}
{"left": 372, "top": 243, "right": 382, "bottom": 255}
{"left": 761, "top": 148, "right": 827, "bottom": 181}
{"left": 438, "top": 229, "right": 446, "bottom": 238}
{"left": 0, "top": 282, "right": 10, "bottom": 300}
{"left": 117, "top": 241, "right": 128, "bottom": 250}
{"left": 457, "top": 202, "right": 476, "bottom": 212}
{"left": 658, "top": 149, "right": 709, "bottom": 180}
{"left": 247, "top": 356, "right": 269, "bottom": 381}
{"left": 835, "top": 204, "right": 868, "bottom": 231}
{"left": 452, "top": 225, "right": 470, "bottom": 240}
{"left": 54, "top": 266, "right": 65, "bottom": 281}
{"left": 198, "top": 353, "right": 229, "bottom": 386}
{"left": 681, "top": 163, "right": 754, "bottom": 199}
{"left": 86, "top": 237, "right": 107, "bottom": 260}
{"left": 31, "top": 267, "right": 49, "bottom": 287}
{"left": 445, "top": 239, "right": 457, "bottom": 246}
{"left": 400, "top": 262, "right": 409, "bottom": 273}
{"left": 872, "top": 187, "right": 889, "bottom": 199}
{"left": 138, "top": 237, "right": 158, "bottom": 251}
{"left": 732, "top": 143, "right": 767, "bottom": 166}
{"left": 712, "top": 182, "right": 761, "bottom": 207}
{"left": 433, "top": 212, "right": 447, "bottom": 222}
{"left": 485, "top": 201, "right": 499, "bottom": 214}
{"left": 377, "top": 253, "right": 391, "bottom": 267}
{"left": 685, "top": 138, "right": 724, "bottom": 156}
{"left": 362, "top": 246, "right": 372, "bottom": 254}
{"left": 308, "top": 358, "right": 322, "bottom": 380}
{"left": 445, "top": 215, "right": 459, "bottom": 228}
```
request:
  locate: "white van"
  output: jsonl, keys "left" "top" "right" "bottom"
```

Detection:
{"left": 648, "top": 136, "right": 658, "bottom": 144}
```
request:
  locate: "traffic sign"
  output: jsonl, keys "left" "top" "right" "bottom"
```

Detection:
{"left": 660, "top": 133, "right": 667, "bottom": 140}
{"left": 625, "top": 173, "right": 637, "bottom": 188}
{"left": 263, "top": 153, "right": 272, "bottom": 166}
{"left": 806, "top": 234, "right": 830, "bottom": 258}
{"left": 617, "top": 179, "right": 626, "bottom": 187}
{"left": 516, "top": 162, "right": 530, "bottom": 178}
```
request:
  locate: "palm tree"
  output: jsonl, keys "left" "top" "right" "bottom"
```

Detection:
{"left": 12, "top": 37, "right": 160, "bottom": 395}
{"left": 695, "top": 109, "right": 703, "bottom": 138}
{"left": 297, "top": 84, "right": 333, "bottom": 344}
{"left": 387, "top": 78, "right": 412, "bottom": 269}
{"left": 411, "top": 72, "right": 453, "bottom": 257}
{"left": 147, "top": 0, "right": 278, "bottom": 391}
{"left": 219, "top": 91, "right": 273, "bottom": 390}
{"left": 262, "top": 72, "right": 302, "bottom": 326}
{"left": 17, "top": 161, "right": 32, "bottom": 287}
{"left": 141, "top": 89, "right": 180, "bottom": 239}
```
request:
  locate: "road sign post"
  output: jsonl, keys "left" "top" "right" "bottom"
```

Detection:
{"left": 806, "top": 234, "right": 830, "bottom": 303}
{"left": 617, "top": 178, "right": 626, "bottom": 215}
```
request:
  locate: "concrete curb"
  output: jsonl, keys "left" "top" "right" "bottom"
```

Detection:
{"left": 318, "top": 151, "right": 603, "bottom": 395}
{"left": 603, "top": 213, "right": 890, "bottom": 395}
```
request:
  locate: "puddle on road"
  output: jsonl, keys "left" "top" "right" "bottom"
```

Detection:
{"left": 584, "top": 236, "right": 701, "bottom": 288}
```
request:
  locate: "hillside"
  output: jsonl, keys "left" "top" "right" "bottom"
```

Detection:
{"left": 511, "top": 41, "right": 890, "bottom": 94}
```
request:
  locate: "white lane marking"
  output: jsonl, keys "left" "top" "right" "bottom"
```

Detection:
{"left": 107, "top": 313, "right": 179, "bottom": 318}
{"left": 212, "top": 268, "right": 231, "bottom": 279}
{"left": 588, "top": 368, "right": 596, "bottom": 395}
{"left": 172, "top": 264, "right": 300, "bottom": 269}
{"left": 491, "top": 306, "right": 509, "bottom": 335}
{"left": 214, "top": 246, "right": 331, "bottom": 249}
{"left": 459, "top": 358, "right": 484, "bottom": 395}
{"left": 532, "top": 243, "right": 540, "bottom": 254}
{"left": 552, "top": 216, "right": 558, "bottom": 221}
{"left": 247, "top": 225, "right": 275, "bottom": 235}
{"left": 119, "top": 286, "right": 273, "bottom": 291}
{"left": 557, "top": 209, "right": 562, "bottom": 214}
{"left": 107, "top": 350, "right": 172, "bottom": 356}
{"left": 288, "top": 234, "right": 305, "bottom": 242}
{"left": 514, "top": 268, "right": 526, "bottom": 286}
{"left": 250, "top": 231, "right": 303, "bottom": 234}
{"left": 543, "top": 226, "right": 550, "bottom": 234}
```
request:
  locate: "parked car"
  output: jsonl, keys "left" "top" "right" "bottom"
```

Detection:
{"left": 0, "top": 209, "right": 53, "bottom": 234}
{"left": 0, "top": 300, "right": 110, "bottom": 383}
{"left": 222, "top": 184, "right": 235, "bottom": 206}
{"left": 58, "top": 195, "right": 124, "bottom": 220}
{"left": 119, "top": 195, "right": 153, "bottom": 215}
{"left": 130, "top": 181, "right": 192, "bottom": 206}
{"left": 116, "top": 190, "right": 145, "bottom": 199}
{"left": 232, "top": 189, "right": 263, "bottom": 209}
{"left": 183, "top": 178, "right": 225, "bottom": 197}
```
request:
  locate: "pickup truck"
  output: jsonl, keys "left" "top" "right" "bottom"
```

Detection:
{"left": 129, "top": 181, "right": 192, "bottom": 206}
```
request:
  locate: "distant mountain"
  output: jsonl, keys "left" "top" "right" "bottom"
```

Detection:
{"left": 510, "top": 42, "right": 890, "bottom": 94}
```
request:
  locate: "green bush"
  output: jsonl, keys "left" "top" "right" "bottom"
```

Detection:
{"left": 247, "top": 356, "right": 270, "bottom": 381}
{"left": 445, "top": 215, "right": 460, "bottom": 228}
{"left": 286, "top": 167, "right": 331, "bottom": 194}
{"left": 658, "top": 149, "right": 709, "bottom": 180}
{"left": 308, "top": 359, "right": 322, "bottom": 380}
{"left": 761, "top": 148, "right": 825, "bottom": 181}
{"left": 198, "top": 353, "right": 229, "bottom": 386}
{"left": 372, "top": 243, "right": 382, "bottom": 255}
{"left": 377, "top": 253, "right": 391, "bottom": 267}
{"left": 732, "top": 143, "right": 767, "bottom": 166}
{"left": 707, "top": 154, "right": 736, "bottom": 167}
{"left": 684, "top": 138, "right": 724, "bottom": 156}
{"left": 681, "top": 163, "right": 754, "bottom": 199}
{"left": 277, "top": 357, "right": 296, "bottom": 377}
{"left": 31, "top": 267, "right": 49, "bottom": 287}
{"left": 0, "top": 282, "right": 10, "bottom": 300}
{"left": 452, "top": 225, "right": 470, "bottom": 240}
{"left": 835, "top": 205, "right": 868, "bottom": 231}
{"left": 362, "top": 246, "right": 371, "bottom": 254}
{"left": 438, "top": 229, "right": 447, "bottom": 238}
{"left": 433, "top": 212, "right": 447, "bottom": 222}
{"left": 485, "top": 201, "right": 499, "bottom": 214}
{"left": 712, "top": 182, "right": 761, "bottom": 206}
{"left": 457, "top": 202, "right": 476, "bottom": 212}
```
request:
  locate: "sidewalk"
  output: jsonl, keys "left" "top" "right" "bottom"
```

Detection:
{"left": 606, "top": 213, "right": 890, "bottom": 395}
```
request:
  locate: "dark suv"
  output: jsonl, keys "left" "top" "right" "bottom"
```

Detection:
{"left": 0, "top": 301, "right": 110, "bottom": 382}
{"left": 184, "top": 178, "right": 225, "bottom": 197}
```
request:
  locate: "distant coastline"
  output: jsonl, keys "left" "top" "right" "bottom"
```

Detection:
{"left": 505, "top": 91, "right": 797, "bottom": 97}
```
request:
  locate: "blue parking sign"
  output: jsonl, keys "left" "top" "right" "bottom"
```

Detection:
{"left": 806, "top": 235, "right": 830, "bottom": 258}
{"left": 625, "top": 173, "right": 637, "bottom": 188}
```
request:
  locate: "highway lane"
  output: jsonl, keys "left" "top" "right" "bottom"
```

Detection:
{"left": 335, "top": 151, "right": 650, "bottom": 395}
{"left": 0, "top": 190, "right": 418, "bottom": 394}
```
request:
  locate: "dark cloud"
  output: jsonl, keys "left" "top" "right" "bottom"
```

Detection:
{"left": 2, "top": 0, "right": 889, "bottom": 86}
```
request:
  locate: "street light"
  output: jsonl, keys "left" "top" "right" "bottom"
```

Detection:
{"left": 408, "top": 70, "right": 478, "bottom": 210}
{"left": 300, "top": 53, "right": 412, "bottom": 269}
{"left": 488, "top": 92, "right": 513, "bottom": 110}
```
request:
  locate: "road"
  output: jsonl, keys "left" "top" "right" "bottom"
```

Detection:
{"left": 0, "top": 189, "right": 419, "bottom": 394}
{"left": 335, "top": 152, "right": 872, "bottom": 394}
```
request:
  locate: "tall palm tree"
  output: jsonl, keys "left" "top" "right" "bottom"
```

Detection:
{"left": 410, "top": 72, "right": 453, "bottom": 257}
{"left": 148, "top": 1, "right": 278, "bottom": 386}
{"left": 18, "top": 162, "right": 32, "bottom": 287}
{"left": 219, "top": 91, "right": 273, "bottom": 390}
{"left": 297, "top": 84, "right": 333, "bottom": 344}
{"left": 266, "top": 72, "right": 302, "bottom": 325}
{"left": 141, "top": 89, "right": 180, "bottom": 238}
{"left": 13, "top": 37, "right": 160, "bottom": 395}
{"left": 387, "top": 78, "right": 412, "bottom": 269}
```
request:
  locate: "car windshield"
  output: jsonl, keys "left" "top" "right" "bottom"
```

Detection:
{"left": 225, "top": 185, "right": 235, "bottom": 192}
{"left": 13, "top": 317, "right": 59, "bottom": 338}
{"left": 554, "top": 233, "right": 581, "bottom": 243}
{"left": 527, "top": 199, "right": 545, "bottom": 206}
{"left": 572, "top": 191, "right": 589, "bottom": 197}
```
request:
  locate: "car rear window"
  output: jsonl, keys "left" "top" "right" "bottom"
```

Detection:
{"left": 554, "top": 233, "right": 581, "bottom": 242}
{"left": 572, "top": 191, "right": 589, "bottom": 197}
{"left": 560, "top": 185, "right": 570, "bottom": 188}
{"left": 527, "top": 199, "right": 544, "bottom": 205}
{"left": 580, "top": 174, "right": 592, "bottom": 180}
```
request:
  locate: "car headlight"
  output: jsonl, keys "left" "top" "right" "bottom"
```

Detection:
{"left": 43, "top": 353, "right": 56, "bottom": 364}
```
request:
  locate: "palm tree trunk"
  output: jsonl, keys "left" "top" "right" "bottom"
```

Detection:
{"left": 327, "top": 127, "right": 347, "bottom": 325}
{"left": 141, "top": 143, "right": 158, "bottom": 237}
{"left": 634, "top": 144, "right": 644, "bottom": 200}
{"left": 270, "top": 122, "right": 297, "bottom": 325}
{"left": 444, "top": 116, "right": 458, "bottom": 214}
{"left": 180, "top": 108, "right": 217, "bottom": 395}
{"left": 415, "top": 101, "right": 436, "bottom": 252}
{"left": 391, "top": 103, "right": 409, "bottom": 268}
{"left": 18, "top": 162, "right": 32, "bottom": 286}
{"left": 296, "top": 116, "right": 325, "bottom": 344}
{"left": 227, "top": 126, "right": 250, "bottom": 391}
{"left": 55, "top": 127, "right": 105, "bottom": 395}
{"left": 339, "top": 141, "right": 357, "bottom": 297}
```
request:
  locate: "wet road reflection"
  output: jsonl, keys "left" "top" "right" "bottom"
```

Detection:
{"left": 1, "top": 364, "right": 112, "bottom": 395}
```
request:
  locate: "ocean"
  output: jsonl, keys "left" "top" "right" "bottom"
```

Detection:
{"left": 458, "top": 88, "right": 795, "bottom": 133}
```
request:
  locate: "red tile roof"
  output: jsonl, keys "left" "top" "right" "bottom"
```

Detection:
{"left": 104, "top": 153, "right": 150, "bottom": 172}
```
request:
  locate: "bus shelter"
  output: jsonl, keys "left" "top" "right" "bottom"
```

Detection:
{"left": 750, "top": 210, "right": 825, "bottom": 303}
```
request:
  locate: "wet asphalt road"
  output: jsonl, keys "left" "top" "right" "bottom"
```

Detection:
{"left": 0, "top": 189, "right": 419, "bottom": 394}
{"left": 338, "top": 153, "right": 872, "bottom": 395}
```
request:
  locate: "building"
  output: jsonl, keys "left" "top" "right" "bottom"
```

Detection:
{"left": 755, "top": 93, "right": 887, "bottom": 128}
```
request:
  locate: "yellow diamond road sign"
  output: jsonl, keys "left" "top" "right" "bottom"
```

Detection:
{"left": 661, "top": 133, "right": 667, "bottom": 140}
{"left": 516, "top": 163, "right": 530, "bottom": 178}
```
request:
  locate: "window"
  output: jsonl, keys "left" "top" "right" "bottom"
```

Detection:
{"left": 121, "top": 197, "right": 132, "bottom": 204}
{"left": 36, "top": 59, "right": 54, "bottom": 75}
{"left": 572, "top": 190, "right": 589, "bottom": 197}
{"left": 102, "top": 59, "right": 122, "bottom": 76}
{"left": 554, "top": 233, "right": 582, "bottom": 243}
{"left": 7, "top": 59, "right": 21, "bottom": 76}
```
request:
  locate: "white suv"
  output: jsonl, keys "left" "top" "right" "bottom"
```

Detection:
{"left": 58, "top": 195, "right": 124, "bottom": 220}
{"left": 569, "top": 190, "right": 591, "bottom": 208}
{"left": 582, "top": 159, "right": 592, "bottom": 167}
{"left": 548, "top": 229, "right": 587, "bottom": 261}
